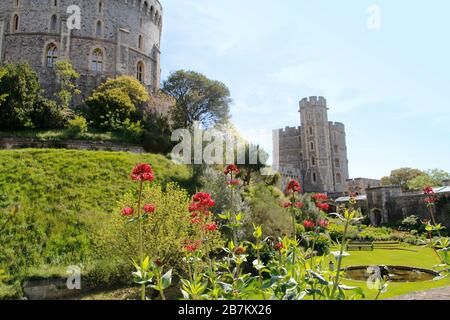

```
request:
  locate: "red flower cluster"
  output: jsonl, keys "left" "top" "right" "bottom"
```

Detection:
{"left": 189, "top": 192, "right": 215, "bottom": 216}
{"left": 224, "top": 164, "right": 240, "bottom": 176}
{"left": 294, "top": 201, "right": 304, "bottom": 209}
{"left": 313, "top": 194, "right": 328, "bottom": 202}
{"left": 318, "top": 219, "right": 330, "bottom": 229}
{"left": 423, "top": 186, "right": 438, "bottom": 205}
{"left": 274, "top": 242, "right": 285, "bottom": 251}
{"left": 303, "top": 219, "right": 315, "bottom": 229}
{"left": 122, "top": 207, "right": 134, "bottom": 217}
{"left": 286, "top": 180, "right": 302, "bottom": 194}
{"left": 316, "top": 202, "right": 330, "bottom": 212}
{"left": 191, "top": 217, "right": 202, "bottom": 224}
{"left": 234, "top": 246, "right": 246, "bottom": 255}
{"left": 184, "top": 240, "right": 202, "bottom": 253}
{"left": 144, "top": 204, "right": 156, "bottom": 214}
{"left": 282, "top": 201, "right": 303, "bottom": 209}
{"left": 313, "top": 193, "right": 330, "bottom": 212}
{"left": 205, "top": 223, "right": 218, "bottom": 232}
{"left": 131, "top": 163, "right": 154, "bottom": 182}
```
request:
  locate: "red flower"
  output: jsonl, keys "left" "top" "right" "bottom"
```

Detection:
{"left": 274, "top": 242, "right": 285, "bottom": 251}
{"left": 227, "top": 179, "right": 241, "bottom": 186}
{"left": 205, "top": 223, "right": 218, "bottom": 232}
{"left": 294, "top": 202, "right": 304, "bottom": 209}
{"left": 286, "top": 180, "right": 302, "bottom": 194}
{"left": 282, "top": 201, "right": 292, "bottom": 208}
{"left": 144, "top": 204, "right": 156, "bottom": 214}
{"left": 122, "top": 207, "right": 134, "bottom": 217}
{"left": 224, "top": 164, "right": 240, "bottom": 176}
{"left": 303, "top": 219, "right": 315, "bottom": 229}
{"left": 425, "top": 197, "right": 437, "bottom": 205}
{"left": 131, "top": 163, "right": 154, "bottom": 182}
{"left": 191, "top": 217, "right": 202, "bottom": 224}
{"left": 154, "top": 260, "right": 163, "bottom": 267}
{"left": 313, "top": 194, "right": 328, "bottom": 202}
{"left": 423, "top": 186, "right": 434, "bottom": 195}
{"left": 235, "top": 246, "right": 246, "bottom": 255}
{"left": 319, "top": 219, "right": 330, "bottom": 229}
{"left": 189, "top": 192, "right": 215, "bottom": 215}
{"left": 316, "top": 202, "right": 330, "bottom": 212}
{"left": 184, "top": 240, "right": 202, "bottom": 253}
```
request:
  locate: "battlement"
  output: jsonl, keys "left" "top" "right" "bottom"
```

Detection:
{"left": 329, "top": 122, "right": 345, "bottom": 130}
{"left": 299, "top": 96, "right": 327, "bottom": 109}
{"left": 274, "top": 126, "right": 302, "bottom": 135}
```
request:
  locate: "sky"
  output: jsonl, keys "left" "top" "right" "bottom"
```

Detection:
{"left": 160, "top": 0, "right": 450, "bottom": 179}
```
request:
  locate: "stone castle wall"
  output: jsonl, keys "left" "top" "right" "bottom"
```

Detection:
{"left": 0, "top": 0, "right": 163, "bottom": 98}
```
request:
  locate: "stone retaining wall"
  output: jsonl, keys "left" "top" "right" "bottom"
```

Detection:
{"left": 0, "top": 137, "right": 145, "bottom": 154}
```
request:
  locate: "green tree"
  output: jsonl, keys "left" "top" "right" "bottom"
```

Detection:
{"left": 407, "top": 169, "right": 450, "bottom": 190}
{"left": 237, "top": 144, "right": 269, "bottom": 186}
{"left": 54, "top": 60, "right": 81, "bottom": 109}
{"left": 83, "top": 76, "right": 149, "bottom": 131}
{"left": 162, "top": 70, "right": 231, "bottom": 129}
{"left": 381, "top": 168, "right": 424, "bottom": 191}
{"left": 0, "top": 68, "right": 8, "bottom": 105}
{"left": 0, "top": 63, "right": 41, "bottom": 129}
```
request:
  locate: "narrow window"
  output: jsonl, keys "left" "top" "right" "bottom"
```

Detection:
{"left": 91, "top": 48, "right": 103, "bottom": 72}
{"left": 312, "top": 157, "right": 316, "bottom": 166}
{"left": 12, "top": 14, "right": 19, "bottom": 32}
{"left": 336, "top": 173, "right": 342, "bottom": 184}
{"left": 335, "top": 159, "right": 341, "bottom": 168}
{"left": 15, "top": 0, "right": 20, "bottom": 7}
{"left": 313, "top": 173, "right": 317, "bottom": 183}
{"left": 138, "top": 35, "right": 143, "bottom": 50}
{"left": 96, "top": 20, "right": 102, "bottom": 37}
{"left": 53, "top": 0, "right": 58, "bottom": 7}
{"left": 50, "top": 15, "right": 57, "bottom": 32}
{"left": 98, "top": 1, "right": 103, "bottom": 13}
{"left": 46, "top": 43, "right": 58, "bottom": 68}
{"left": 310, "top": 142, "right": 314, "bottom": 151}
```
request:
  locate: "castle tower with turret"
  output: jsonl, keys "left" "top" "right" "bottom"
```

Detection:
{"left": 273, "top": 96, "right": 349, "bottom": 194}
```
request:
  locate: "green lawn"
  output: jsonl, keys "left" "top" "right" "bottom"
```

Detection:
{"left": 338, "top": 246, "right": 450, "bottom": 299}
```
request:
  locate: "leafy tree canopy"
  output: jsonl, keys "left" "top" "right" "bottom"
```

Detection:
{"left": 381, "top": 167, "right": 450, "bottom": 191}
{"left": 162, "top": 70, "right": 231, "bottom": 129}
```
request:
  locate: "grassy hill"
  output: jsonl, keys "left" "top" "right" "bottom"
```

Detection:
{"left": 0, "top": 149, "right": 192, "bottom": 294}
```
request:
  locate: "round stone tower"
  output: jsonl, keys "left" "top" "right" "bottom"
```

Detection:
{"left": 0, "top": 0, "right": 163, "bottom": 98}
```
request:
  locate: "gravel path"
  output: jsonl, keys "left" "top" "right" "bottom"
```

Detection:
{"left": 389, "top": 287, "right": 450, "bottom": 300}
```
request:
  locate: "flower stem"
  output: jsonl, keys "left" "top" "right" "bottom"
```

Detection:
{"left": 137, "top": 180, "right": 145, "bottom": 301}
{"left": 330, "top": 218, "right": 349, "bottom": 299}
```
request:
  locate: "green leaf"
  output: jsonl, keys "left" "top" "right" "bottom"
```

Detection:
{"left": 162, "top": 269, "right": 173, "bottom": 290}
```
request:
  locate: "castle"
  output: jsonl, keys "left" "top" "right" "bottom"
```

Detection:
{"left": 273, "top": 96, "right": 350, "bottom": 194}
{"left": 0, "top": 0, "right": 163, "bottom": 98}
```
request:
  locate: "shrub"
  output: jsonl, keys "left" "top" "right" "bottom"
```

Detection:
{"left": 400, "top": 215, "right": 420, "bottom": 231}
{"left": 243, "top": 183, "right": 292, "bottom": 238}
{"left": 31, "top": 98, "right": 70, "bottom": 130}
{"left": 0, "top": 63, "right": 41, "bottom": 129}
{"left": 83, "top": 76, "right": 149, "bottom": 131}
{"left": 300, "top": 232, "right": 331, "bottom": 256}
{"left": 96, "top": 182, "right": 222, "bottom": 275}
{"left": 65, "top": 116, "right": 88, "bottom": 138}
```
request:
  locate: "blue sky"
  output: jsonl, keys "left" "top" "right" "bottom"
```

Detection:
{"left": 160, "top": 0, "right": 450, "bottom": 179}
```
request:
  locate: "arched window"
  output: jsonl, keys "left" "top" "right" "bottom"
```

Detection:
{"left": 335, "top": 159, "right": 341, "bottom": 168}
{"left": 336, "top": 173, "right": 342, "bottom": 184}
{"left": 12, "top": 14, "right": 19, "bottom": 32}
{"left": 50, "top": 14, "right": 57, "bottom": 32}
{"left": 136, "top": 61, "right": 144, "bottom": 82}
{"left": 96, "top": 20, "right": 103, "bottom": 37}
{"left": 91, "top": 48, "right": 103, "bottom": 72}
{"left": 46, "top": 43, "right": 58, "bottom": 68}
